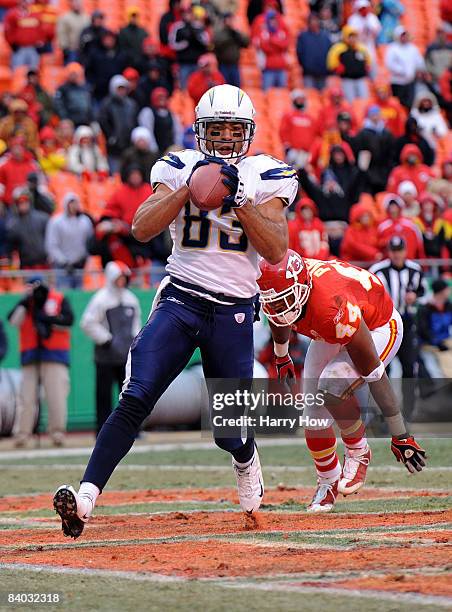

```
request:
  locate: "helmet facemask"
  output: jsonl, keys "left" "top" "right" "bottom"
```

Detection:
{"left": 260, "top": 281, "right": 311, "bottom": 327}
{"left": 194, "top": 117, "right": 256, "bottom": 160}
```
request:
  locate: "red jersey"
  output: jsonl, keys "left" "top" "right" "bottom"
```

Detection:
{"left": 294, "top": 259, "right": 394, "bottom": 345}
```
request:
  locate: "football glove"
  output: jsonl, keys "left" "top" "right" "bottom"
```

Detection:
{"left": 391, "top": 436, "right": 427, "bottom": 473}
{"left": 220, "top": 163, "right": 248, "bottom": 208}
{"left": 186, "top": 157, "right": 224, "bottom": 188}
{"left": 275, "top": 354, "right": 296, "bottom": 386}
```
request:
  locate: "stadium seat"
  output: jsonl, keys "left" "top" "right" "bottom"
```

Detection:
{"left": 84, "top": 176, "right": 121, "bottom": 220}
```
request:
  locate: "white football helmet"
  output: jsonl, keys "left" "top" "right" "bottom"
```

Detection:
{"left": 194, "top": 84, "right": 256, "bottom": 160}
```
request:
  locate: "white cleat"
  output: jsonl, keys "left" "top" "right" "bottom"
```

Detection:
{"left": 307, "top": 479, "right": 338, "bottom": 513}
{"left": 233, "top": 447, "right": 264, "bottom": 514}
{"left": 53, "top": 485, "right": 93, "bottom": 539}
{"left": 338, "top": 445, "right": 372, "bottom": 496}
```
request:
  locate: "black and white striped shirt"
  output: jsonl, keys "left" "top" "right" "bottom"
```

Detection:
{"left": 369, "top": 259, "right": 427, "bottom": 316}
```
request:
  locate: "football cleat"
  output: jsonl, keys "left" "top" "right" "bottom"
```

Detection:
{"left": 53, "top": 485, "right": 92, "bottom": 539}
{"left": 338, "top": 445, "right": 372, "bottom": 495}
{"left": 307, "top": 479, "right": 338, "bottom": 513}
{"left": 233, "top": 447, "right": 264, "bottom": 514}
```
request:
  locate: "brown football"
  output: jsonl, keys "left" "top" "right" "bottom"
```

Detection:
{"left": 188, "top": 162, "right": 230, "bottom": 211}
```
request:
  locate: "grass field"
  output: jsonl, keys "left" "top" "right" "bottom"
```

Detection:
{"left": 0, "top": 436, "right": 451, "bottom": 612}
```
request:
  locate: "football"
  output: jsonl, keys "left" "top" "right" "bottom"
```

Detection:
{"left": 188, "top": 162, "right": 231, "bottom": 211}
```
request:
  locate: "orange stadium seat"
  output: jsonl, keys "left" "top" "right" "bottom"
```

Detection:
{"left": 84, "top": 176, "right": 121, "bottom": 220}
{"left": 48, "top": 172, "right": 86, "bottom": 212}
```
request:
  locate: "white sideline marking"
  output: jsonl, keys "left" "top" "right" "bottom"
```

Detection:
{"left": 219, "top": 581, "right": 452, "bottom": 608}
{"left": 1, "top": 563, "right": 451, "bottom": 608}
{"left": 2, "top": 462, "right": 452, "bottom": 473}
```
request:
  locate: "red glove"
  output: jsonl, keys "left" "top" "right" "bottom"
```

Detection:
{"left": 275, "top": 354, "right": 295, "bottom": 386}
{"left": 391, "top": 436, "right": 427, "bottom": 473}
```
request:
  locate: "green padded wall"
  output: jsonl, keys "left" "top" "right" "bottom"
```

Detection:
{"left": 0, "top": 288, "right": 201, "bottom": 431}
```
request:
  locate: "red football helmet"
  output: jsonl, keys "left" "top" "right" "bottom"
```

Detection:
{"left": 257, "top": 250, "right": 312, "bottom": 326}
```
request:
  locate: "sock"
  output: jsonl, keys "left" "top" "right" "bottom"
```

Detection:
{"left": 305, "top": 426, "right": 341, "bottom": 483}
{"left": 78, "top": 482, "right": 100, "bottom": 517}
{"left": 331, "top": 395, "right": 368, "bottom": 453}
{"left": 232, "top": 438, "right": 255, "bottom": 465}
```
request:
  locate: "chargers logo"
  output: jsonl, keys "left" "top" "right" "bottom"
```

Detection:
{"left": 260, "top": 166, "right": 297, "bottom": 181}
{"left": 159, "top": 153, "right": 185, "bottom": 169}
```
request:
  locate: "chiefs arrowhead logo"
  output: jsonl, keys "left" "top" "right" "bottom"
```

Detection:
{"left": 286, "top": 253, "right": 303, "bottom": 280}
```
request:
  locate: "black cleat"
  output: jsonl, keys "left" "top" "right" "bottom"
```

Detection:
{"left": 53, "top": 485, "right": 85, "bottom": 539}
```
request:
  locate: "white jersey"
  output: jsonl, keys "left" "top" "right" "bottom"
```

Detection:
{"left": 150, "top": 149, "right": 298, "bottom": 300}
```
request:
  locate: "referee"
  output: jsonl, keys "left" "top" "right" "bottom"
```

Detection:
{"left": 369, "top": 236, "right": 428, "bottom": 420}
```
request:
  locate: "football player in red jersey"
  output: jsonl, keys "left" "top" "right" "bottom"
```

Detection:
{"left": 257, "top": 249, "right": 427, "bottom": 512}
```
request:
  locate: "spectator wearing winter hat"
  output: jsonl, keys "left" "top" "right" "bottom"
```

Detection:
{"left": 253, "top": 7, "right": 290, "bottom": 91}
{"left": 369, "top": 80, "right": 406, "bottom": 137}
{"left": 323, "top": 86, "right": 357, "bottom": 131}
{"left": 347, "top": 0, "right": 381, "bottom": 78}
{"left": 45, "top": 192, "right": 93, "bottom": 288}
{"left": 397, "top": 180, "right": 420, "bottom": 217}
{"left": 213, "top": 12, "right": 249, "bottom": 88}
{"left": 410, "top": 91, "right": 449, "bottom": 152}
{"left": 6, "top": 186, "right": 49, "bottom": 268}
{"left": 387, "top": 144, "right": 435, "bottom": 195}
{"left": 54, "top": 62, "right": 93, "bottom": 127}
{"left": 98, "top": 75, "right": 138, "bottom": 174}
{"left": 66, "top": 125, "right": 109, "bottom": 179}
{"left": 279, "top": 89, "right": 321, "bottom": 168}
{"left": 417, "top": 278, "right": 452, "bottom": 378}
{"left": 0, "top": 99, "right": 39, "bottom": 152}
{"left": 377, "top": 194, "right": 425, "bottom": 259}
{"left": 0, "top": 137, "right": 41, "bottom": 206}
{"left": 26, "top": 172, "right": 55, "bottom": 215}
{"left": 118, "top": 6, "right": 149, "bottom": 69}
{"left": 327, "top": 25, "right": 371, "bottom": 101}
{"left": 120, "top": 127, "right": 159, "bottom": 181}
{"left": 19, "top": 69, "right": 54, "bottom": 129}
{"left": 288, "top": 197, "right": 329, "bottom": 259}
{"left": 169, "top": 4, "right": 211, "bottom": 89}
{"left": 123, "top": 67, "right": 141, "bottom": 106}
{"left": 340, "top": 200, "right": 382, "bottom": 262}
{"left": 85, "top": 30, "right": 128, "bottom": 103}
{"left": 385, "top": 26, "right": 425, "bottom": 109}
{"left": 57, "top": 0, "right": 90, "bottom": 65}
{"left": 296, "top": 12, "right": 331, "bottom": 91}
{"left": 38, "top": 126, "right": 67, "bottom": 176}
{"left": 78, "top": 10, "right": 108, "bottom": 65}
{"left": 414, "top": 192, "right": 447, "bottom": 259}
{"left": 393, "top": 116, "right": 435, "bottom": 167}
{"left": 351, "top": 105, "right": 395, "bottom": 194}
{"left": 138, "top": 87, "right": 183, "bottom": 156}
{"left": 135, "top": 38, "right": 173, "bottom": 94}
{"left": 187, "top": 53, "right": 226, "bottom": 105}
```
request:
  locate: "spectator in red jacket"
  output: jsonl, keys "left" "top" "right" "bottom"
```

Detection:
{"left": 90, "top": 165, "right": 152, "bottom": 268}
{"left": 323, "top": 85, "right": 357, "bottom": 130}
{"left": 279, "top": 89, "right": 321, "bottom": 168}
{"left": 4, "top": 0, "right": 43, "bottom": 68}
{"left": 369, "top": 80, "right": 406, "bottom": 137}
{"left": 187, "top": 53, "right": 225, "bottom": 105}
{"left": 288, "top": 197, "right": 329, "bottom": 259}
{"left": 30, "top": 0, "right": 57, "bottom": 53}
{"left": 387, "top": 143, "right": 435, "bottom": 195}
{"left": 377, "top": 193, "right": 425, "bottom": 258}
{"left": 414, "top": 192, "right": 447, "bottom": 258}
{"left": 340, "top": 201, "right": 382, "bottom": 262}
{"left": 253, "top": 8, "right": 290, "bottom": 90}
{"left": 0, "top": 137, "right": 41, "bottom": 206}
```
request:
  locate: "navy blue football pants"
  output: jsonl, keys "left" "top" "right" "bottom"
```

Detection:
{"left": 82, "top": 284, "right": 255, "bottom": 491}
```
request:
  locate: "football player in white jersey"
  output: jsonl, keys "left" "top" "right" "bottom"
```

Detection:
{"left": 53, "top": 84, "right": 298, "bottom": 539}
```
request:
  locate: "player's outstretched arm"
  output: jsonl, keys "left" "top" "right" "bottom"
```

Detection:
{"left": 235, "top": 198, "right": 288, "bottom": 265}
{"left": 132, "top": 183, "right": 189, "bottom": 242}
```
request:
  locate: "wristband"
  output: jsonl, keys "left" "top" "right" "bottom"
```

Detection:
{"left": 386, "top": 413, "right": 407, "bottom": 437}
{"left": 274, "top": 341, "right": 289, "bottom": 357}
{"left": 362, "top": 361, "right": 385, "bottom": 383}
